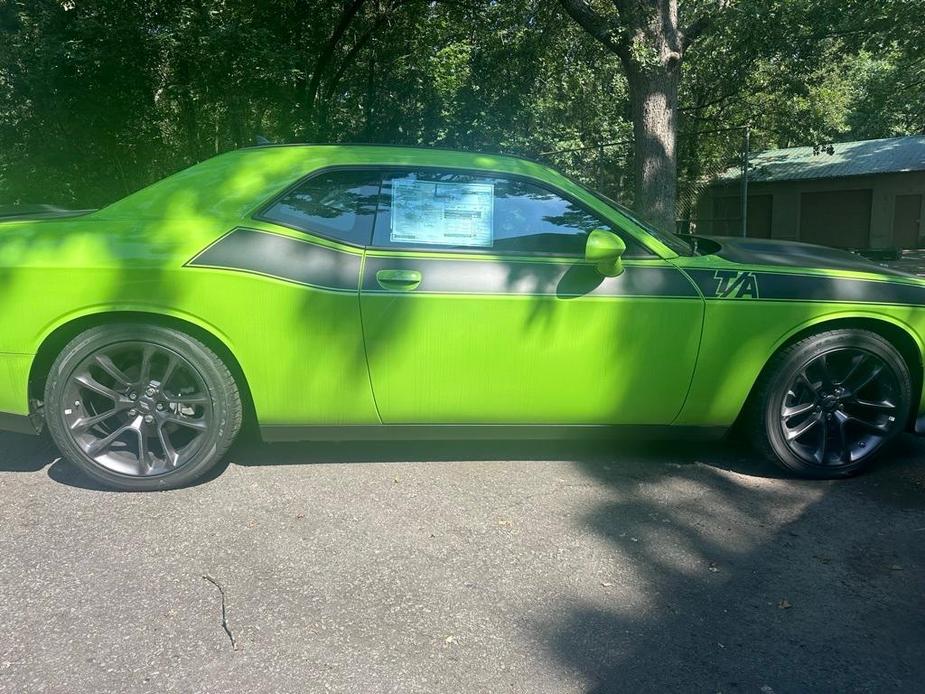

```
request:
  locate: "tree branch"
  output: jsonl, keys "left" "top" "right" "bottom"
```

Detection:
{"left": 681, "top": 14, "right": 710, "bottom": 50}
{"left": 427, "top": 0, "right": 484, "bottom": 11}
{"left": 682, "top": 0, "right": 733, "bottom": 50}
{"left": 305, "top": 0, "right": 368, "bottom": 125}
{"left": 323, "top": 13, "right": 390, "bottom": 101}
{"left": 678, "top": 89, "right": 740, "bottom": 112}
{"left": 557, "top": 0, "right": 628, "bottom": 62}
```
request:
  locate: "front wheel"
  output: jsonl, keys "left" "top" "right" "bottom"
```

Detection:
{"left": 749, "top": 329, "right": 912, "bottom": 478}
{"left": 45, "top": 324, "right": 242, "bottom": 491}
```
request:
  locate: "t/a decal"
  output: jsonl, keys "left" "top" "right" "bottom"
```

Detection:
{"left": 713, "top": 270, "right": 760, "bottom": 298}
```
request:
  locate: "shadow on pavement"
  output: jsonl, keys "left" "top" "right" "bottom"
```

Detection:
{"left": 228, "top": 435, "right": 785, "bottom": 478}
{"left": 0, "top": 432, "right": 60, "bottom": 473}
{"left": 1, "top": 430, "right": 920, "bottom": 497}
{"left": 2, "top": 430, "right": 777, "bottom": 489}
{"left": 46, "top": 434, "right": 782, "bottom": 492}
{"left": 537, "top": 435, "right": 925, "bottom": 692}
{"left": 2, "top": 430, "right": 923, "bottom": 689}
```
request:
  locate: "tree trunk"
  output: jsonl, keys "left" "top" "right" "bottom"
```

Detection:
{"left": 303, "top": 0, "right": 367, "bottom": 137}
{"left": 557, "top": 0, "right": 698, "bottom": 236}
{"left": 627, "top": 64, "right": 680, "bottom": 235}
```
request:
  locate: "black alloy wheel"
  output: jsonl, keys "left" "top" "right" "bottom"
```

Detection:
{"left": 45, "top": 324, "right": 241, "bottom": 490}
{"left": 779, "top": 348, "right": 902, "bottom": 466}
{"left": 751, "top": 328, "right": 912, "bottom": 478}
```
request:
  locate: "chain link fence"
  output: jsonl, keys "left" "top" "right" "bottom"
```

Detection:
{"left": 538, "top": 139, "right": 635, "bottom": 205}
{"left": 677, "top": 126, "right": 750, "bottom": 237}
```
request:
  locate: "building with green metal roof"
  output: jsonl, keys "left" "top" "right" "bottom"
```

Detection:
{"left": 698, "top": 135, "right": 925, "bottom": 250}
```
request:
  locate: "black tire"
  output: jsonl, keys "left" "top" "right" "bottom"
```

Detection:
{"left": 748, "top": 328, "right": 912, "bottom": 479}
{"left": 45, "top": 323, "right": 242, "bottom": 491}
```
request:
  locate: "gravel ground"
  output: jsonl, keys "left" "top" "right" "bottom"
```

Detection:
{"left": 1, "top": 432, "right": 923, "bottom": 693}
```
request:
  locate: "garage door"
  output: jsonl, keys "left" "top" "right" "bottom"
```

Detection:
{"left": 799, "top": 189, "right": 872, "bottom": 248}
{"left": 705, "top": 194, "right": 771, "bottom": 237}
{"left": 746, "top": 194, "right": 772, "bottom": 239}
{"left": 893, "top": 194, "right": 922, "bottom": 249}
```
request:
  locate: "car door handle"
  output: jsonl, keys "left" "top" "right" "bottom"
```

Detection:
{"left": 375, "top": 269, "right": 422, "bottom": 291}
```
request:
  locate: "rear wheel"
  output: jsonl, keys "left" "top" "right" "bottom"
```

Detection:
{"left": 750, "top": 329, "right": 912, "bottom": 478}
{"left": 45, "top": 324, "right": 242, "bottom": 490}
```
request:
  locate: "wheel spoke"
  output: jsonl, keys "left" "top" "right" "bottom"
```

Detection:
{"left": 161, "top": 354, "right": 179, "bottom": 389}
{"left": 817, "top": 354, "right": 835, "bottom": 390}
{"left": 786, "top": 412, "right": 822, "bottom": 441}
{"left": 814, "top": 415, "right": 829, "bottom": 464}
{"left": 798, "top": 370, "right": 820, "bottom": 395}
{"left": 171, "top": 393, "right": 210, "bottom": 406}
{"left": 94, "top": 354, "right": 133, "bottom": 388}
{"left": 85, "top": 422, "right": 134, "bottom": 457}
{"left": 832, "top": 411, "right": 853, "bottom": 464}
{"left": 843, "top": 414, "right": 891, "bottom": 435}
{"left": 783, "top": 401, "right": 816, "bottom": 419}
{"left": 74, "top": 373, "right": 122, "bottom": 402}
{"left": 70, "top": 405, "right": 129, "bottom": 432}
{"left": 837, "top": 353, "right": 867, "bottom": 390}
{"left": 844, "top": 360, "right": 884, "bottom": 395}
{"left": 163, "top": 414, "right": 208, "bottom": 431}
{"left": 136, "top": 428, "right": 152, "bottom": 474}
{"left": 157, "top": 423, "right": 180, "bottom": 467}
{"left": 848, "top": 397, "right": 895, "bottom": 411}
{"left": 138, "top": 345, "right": 155, "bottom": 384}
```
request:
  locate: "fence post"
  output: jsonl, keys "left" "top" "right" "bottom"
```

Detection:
{"left": 597, "top": 144, "right": 605, "bottom": 190}
{"left": 741, "top": 124, "right": 750, "bottom": 237}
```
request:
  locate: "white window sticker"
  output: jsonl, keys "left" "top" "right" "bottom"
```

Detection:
{"left": 390, "top": 179, "right": 494, "bottom": 247}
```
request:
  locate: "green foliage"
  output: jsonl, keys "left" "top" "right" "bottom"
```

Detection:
{"left": 0, "top": 0, "right": 920, "bottom": 208}
{"left": 847, "top": 50, "right": 925, "bottom": 137}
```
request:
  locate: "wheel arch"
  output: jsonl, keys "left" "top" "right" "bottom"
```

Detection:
{"left": 29, "top": 309, "right": 258, "bottom": 434}
{"left": 745, "top": 312, "right": 924, "bottom": 430}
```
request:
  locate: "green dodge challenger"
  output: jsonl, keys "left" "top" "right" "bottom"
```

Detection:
{"left": 1, "top": 144, "right": 922, "bottom": 490}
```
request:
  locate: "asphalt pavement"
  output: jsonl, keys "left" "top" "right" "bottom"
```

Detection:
{"left": 1, "top": 431, "right": 924, "bottom": 693}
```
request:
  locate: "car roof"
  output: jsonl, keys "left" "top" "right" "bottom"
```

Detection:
{"left": 245, "top": 142, "right": 546, "bottom": 167}
{"left": 245, "top": 143, "right": 570, "bottom": 183}
{"left": 94, "top": 144, "right": 572, "bottom": 222}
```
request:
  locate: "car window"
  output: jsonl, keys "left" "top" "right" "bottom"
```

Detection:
{"left": 259, "top": 170, "right": 381, "bottom": 245}
{"left": 372, "top": 170, "right": 652, "bottom": 257}
{"left": 579, "top": 184, "right": 694, "bottom": 256}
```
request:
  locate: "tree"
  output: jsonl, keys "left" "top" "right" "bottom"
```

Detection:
{"left": 1, "top": 0, "right": 920, "bottom": 212}
{"left": 557, "top": 0, "right": 730, "bottom": 232}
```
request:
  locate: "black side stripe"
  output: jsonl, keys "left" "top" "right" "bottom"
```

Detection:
{"left": 186, "top": 233, "right": 925, "bottom": 305}
{"left": 187, "top": 227, "right": 361, "bottom": 291}
{"left": 686, "top": 269, "right": 925, "bottom": 306}
{"left": 362, "top": 256, "right": 699, "bottom": 298}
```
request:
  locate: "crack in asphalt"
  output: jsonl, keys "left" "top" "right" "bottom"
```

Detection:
{"left": 202, "top": 574, "right": 238, "bottom": 651}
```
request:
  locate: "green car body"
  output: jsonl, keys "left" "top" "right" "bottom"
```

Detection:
{"left": 2, "top": 144, "right": 925, "bottom": 446}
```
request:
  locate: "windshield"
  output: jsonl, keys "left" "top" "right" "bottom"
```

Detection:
{"left": 578, "top": 184, "right": 695, "bottom": 257}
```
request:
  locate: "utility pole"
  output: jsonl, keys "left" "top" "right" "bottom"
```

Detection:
{"left": 597, "top": 144, "right": 605, "bottom": 191}
{"left": 741, "top": 124, "right": 750, "bottom": 237}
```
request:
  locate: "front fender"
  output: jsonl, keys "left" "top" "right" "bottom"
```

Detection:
{"left": 673, "top": 301, "right": 925, "bottom": 428}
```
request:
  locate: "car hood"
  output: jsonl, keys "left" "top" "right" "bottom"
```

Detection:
{"left": 700, "top": 236, "right": 915, "bottom": 279}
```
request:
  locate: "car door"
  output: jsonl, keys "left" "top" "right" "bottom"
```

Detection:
{"left": 359, "top": 168, "right": 704, "bottom": 425}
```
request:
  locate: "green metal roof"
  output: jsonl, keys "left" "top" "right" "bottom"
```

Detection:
{"left": 719, "top": 135, "right": 925, "bottom": 183}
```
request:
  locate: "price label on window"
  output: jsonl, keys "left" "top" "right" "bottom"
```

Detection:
{"left": 390, "top": 179, "right": 494, "bottom": 247}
